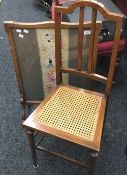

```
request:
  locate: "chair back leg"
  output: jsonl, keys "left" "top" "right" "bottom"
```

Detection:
{"left": 88, "top": 152, "right": 98, "bottom": 175}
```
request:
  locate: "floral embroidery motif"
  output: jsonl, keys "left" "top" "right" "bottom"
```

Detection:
{"left": 36, "top": 29, "right": 69, "bottom": 97}
{"left": 47, "top": 70, "right": 56, "bottom": 82}
{"left": 36, "top": 29, "right": 56, "bottom": 96}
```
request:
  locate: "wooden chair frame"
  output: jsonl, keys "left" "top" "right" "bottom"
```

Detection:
{"left": 5, "top": 1, "right": 123, "bottom": 174}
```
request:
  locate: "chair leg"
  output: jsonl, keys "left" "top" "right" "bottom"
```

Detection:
{"left": 125, "top": 146, "right": 127, "bottom": 160}
{"left": 21, "top": 103, "right": 27, "bottom": 121}
{"left": 26, "top": 129, "right": 38, "bottom": 168}
{"left": 88, "top": 152, "right": 98, "bottom": 175}
{"left": 21, "top": 104, "right": 33, "bottom": 121}
{"left": 27, "top": 104, "right": 32, "bottom": 115}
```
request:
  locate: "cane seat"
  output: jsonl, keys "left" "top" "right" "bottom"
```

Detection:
{"left": 34, "top": 85, "right": 102, "bottom": 142}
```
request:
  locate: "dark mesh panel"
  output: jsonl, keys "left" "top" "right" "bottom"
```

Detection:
{"left": 12, "top": 29, "right": 44, "bottom": 101}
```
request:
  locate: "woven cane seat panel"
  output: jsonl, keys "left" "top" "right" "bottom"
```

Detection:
{"left": 34, "top": 86, "right": 102, "bottom": 141}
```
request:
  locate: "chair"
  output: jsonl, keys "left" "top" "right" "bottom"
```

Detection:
{"left": 22, "top": 0, "right": 123, "bottom": 174}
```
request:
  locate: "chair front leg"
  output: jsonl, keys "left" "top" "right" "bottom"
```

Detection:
{"left": 26, "top": 129, "right": 38, "bottom": 168}
{"left": 88, "top": 151, "right": 98, "bottom": 175}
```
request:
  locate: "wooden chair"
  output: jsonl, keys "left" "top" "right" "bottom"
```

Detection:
{"left": 22, "top": 0, "right": 123, "bottom": 174}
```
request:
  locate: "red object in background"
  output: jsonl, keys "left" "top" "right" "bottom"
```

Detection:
{"left": 51, "top": 1, "right": 55, "bottom": 20}
{"left": 115, "top": 0, "right": 127, "bottom": 16}
{"left": 97, "top": 38, "right": 126, "bottom": 55}
{"left": 52, "top": 1, "right": 126, "bottom": 56}
{"left": 52, "top": 0, "right": 65, "bottom": 20}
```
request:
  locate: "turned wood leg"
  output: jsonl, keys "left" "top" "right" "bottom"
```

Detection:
{"left": 125, "top": 146, "right": 127, "bottom": 160}
{"left": 21, "top": 104, "right": 32, "bottom": 121}
{"left": 27, "top": 129, "right": 38, "bottom": 168}
{"left": 21, "top": 103, "right": 27, "bottom": 121}
{"left": 27, "top": 104, "right": 32, "bottom": 115}
{"left": 88, "top": 152, "right": 98, "bottom": 175}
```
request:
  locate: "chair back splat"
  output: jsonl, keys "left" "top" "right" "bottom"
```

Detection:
{"left": 55, "top": 0, "right": 123, "bottom": 97}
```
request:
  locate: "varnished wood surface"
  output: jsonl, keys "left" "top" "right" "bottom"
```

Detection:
{"left": 57, "top": 0, "right": 123, "bottom": 22}
{"left": 61, "top": 67, "right": 107, "bottom": 83}
{"left": 4, "top": 21, "right": 102, "bottom": 29}
{"left": 23, "top": 84, "right": 106, "bottom": 151}
{"left": 36, "top": 145, "right": 89, "bottom": 168}
{"left": 55, "top": 0, "right": 123, "bottom": 21}
{"left": 88, "top": 8, "right": 97, "bottom": 73}
{"left": 4, "top": 24, "right": 25, "bottom": 102}
{"left": 77, "top": 7, "right": 84, "bottom": 70}
{"left": 105, "top": 21, "right": 123, "bottom": 96}
{"left": 97, "top": 0, "right": 123, "bottom": 14}
{"left": 55, "top": 0, "right": 123, "bottom": 15}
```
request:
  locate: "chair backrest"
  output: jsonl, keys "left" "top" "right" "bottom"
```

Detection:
{"left": 55, "top": 0, "right": 123, "bottom": 97}
{"left": 4, "top": 21, "right": 92, "bottom": 104}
